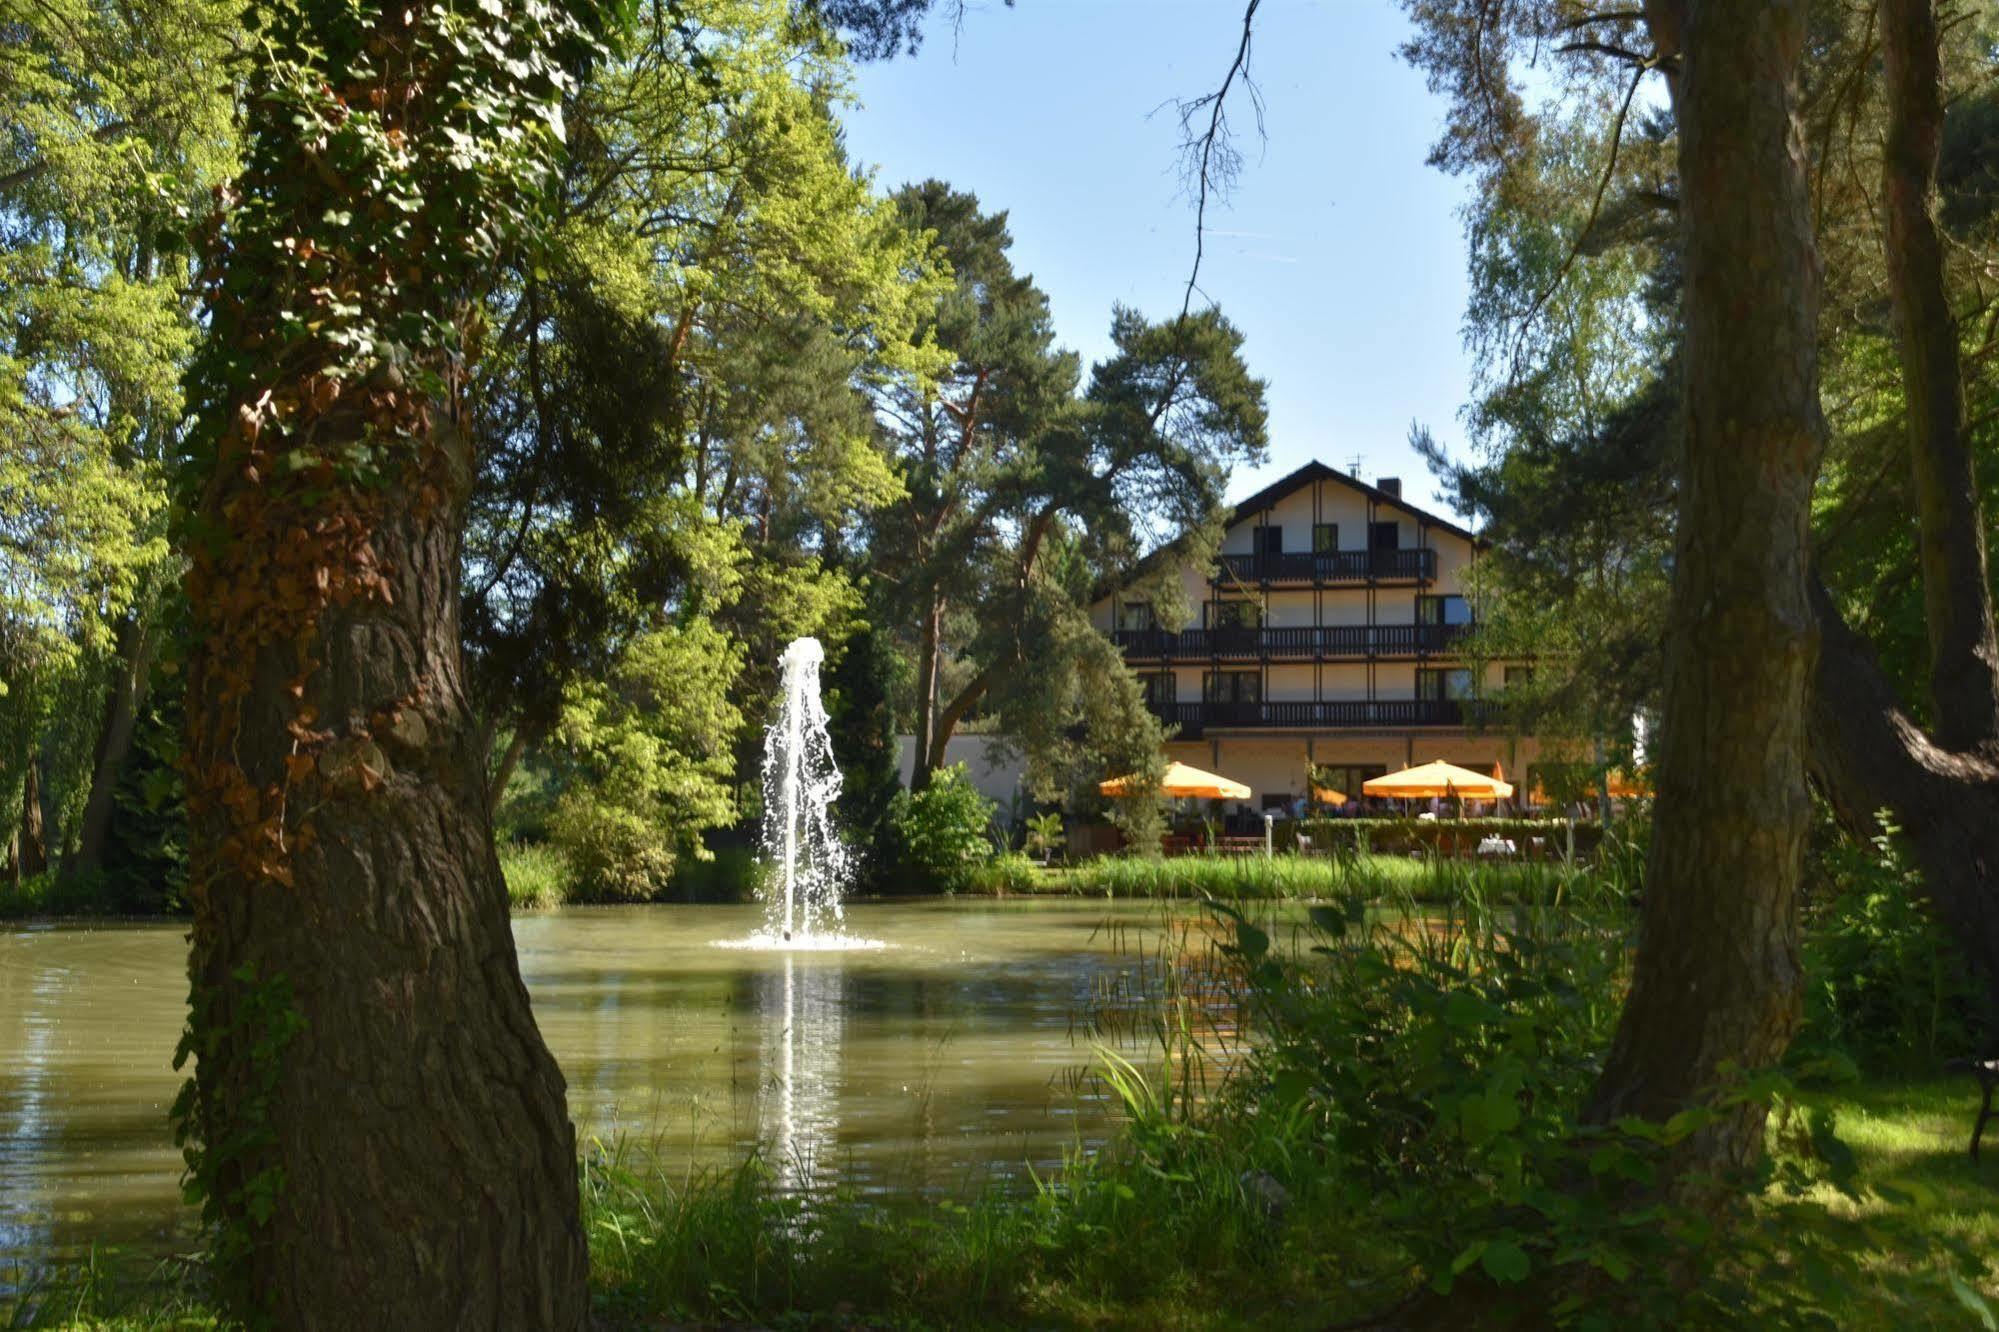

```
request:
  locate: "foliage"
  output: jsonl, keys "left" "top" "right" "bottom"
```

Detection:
{"left": 1102, "top": 746, "right": 1166, "bottom": 858}
{"left": 544, "top": 617, "right": 745, "bottom": 900}
{"left": 1024, "top": 811, "right": 1066, "bottom": 864}
{"left": 498, "top": 842, "right": 575, "bottom": 911}
{"left": 882, "top": 763, "right": 995, "bottom": 892}
{"left": 1204, "top": 889, "right": 1990, "bottom": 1326}
{"left": 0, "top": 0, "right": 234, "bottom": 892}
{"left": 1799, "top": 817, "right": 1992, "bottom": 1078}
{"left": 464, "top": 0, "right": 945, "bottom": 840}
{"left": 1038, "top": 851, "right": 1591, "bottom": 906}
{"left": 964, "top": 850, "right": 1040, "bottom": 894}
{"left": 870, "top": 182, "right": 1265, "bottom": 794}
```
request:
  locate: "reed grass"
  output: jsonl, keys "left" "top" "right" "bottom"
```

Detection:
{"left": 498, "top": 841, "right": 575, "bottom": 911}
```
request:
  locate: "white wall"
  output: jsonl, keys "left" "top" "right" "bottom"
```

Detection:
{"left": 896, "top": 734, "right": 1029, "bottom": 814}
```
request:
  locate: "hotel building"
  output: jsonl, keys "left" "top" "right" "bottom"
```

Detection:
{"left": 1089, "top": 461, "right": 1540, "bottom": 810}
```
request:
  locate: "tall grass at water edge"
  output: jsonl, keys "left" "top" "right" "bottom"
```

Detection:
{"left": 1003, "top": 841, "right": 1645, "bottom": 907}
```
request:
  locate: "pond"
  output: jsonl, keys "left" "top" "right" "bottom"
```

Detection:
{"left": 0, "top": 898, "right": 1222, "bottom": 1279}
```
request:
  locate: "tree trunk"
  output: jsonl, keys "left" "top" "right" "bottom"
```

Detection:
{"left": 18, "top": 758, "right": 46, "bottom": 879}
{"left": 1807, "top": 580, "right": 1999, "bottom": 1016}
{"left": 185, "top": 420, "right": 589, "bottom": 1327}
{"left": 176, "top": 3, "right": 591, "bottom": 1320}
{"left": 1879, "top": 0, "right": 1999, "bottom": 753}
{"left": 489, "top": 725, "right": 532, "bottom": 817}
{"left": 927, "top": 668, "right": 992, "bottom": 774}
{"left": 67, "top": 610, "right": 157, "bottom": 878}
{"left": 911, "top": 597, "right": 942, "bottom": 792}
{"left": 1589, "top": 0, "right": 1821, "bottom": 1177}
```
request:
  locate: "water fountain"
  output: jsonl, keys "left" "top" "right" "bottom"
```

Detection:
{"left": 720, "top": 637, "right": 881, "bottom": 951}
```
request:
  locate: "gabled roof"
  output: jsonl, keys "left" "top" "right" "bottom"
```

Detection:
{"left": 1228, "top": 461, "right": 1480, "bottom": 545}
{"left": 1091, "top": 458, "right": 1482, "bottom": 606}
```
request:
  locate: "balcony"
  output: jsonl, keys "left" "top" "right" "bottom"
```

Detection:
{"left": 1146, "top": 698, "right": 1490, "bottom": 737}
{"left": 1114, "top": 623, "right": 1472, "bottom": 661}
{"left": 1215, "top": 548, "right": 1436, "bottom": 585}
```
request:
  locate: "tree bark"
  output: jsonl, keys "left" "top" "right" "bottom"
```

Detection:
{"left": 1589, "top": 0, "right": 1821, "bottom": 1176}
{"left": 185, "top": 419, "right": 589, "bottom": 1327}
{"left": 18, "top": 758, "right": 47, "bottom": 879}
{"left": 489, "top": 725, "right": 532, "bottom": 817}
{"left": 177, "top": 4, "right": 590, "bottom": 1320}
{"left": 1879, "top": 0, "right": 1999, "bottom": 753}
{"left": 911, "top": 596, "right": 943, "bottom": 792}
{"left": 66, "top": 610, "right": 158, "bottom": 878}
{"left": 926, "top": 667, "right": 992, "bottom": 774}
{"left": 1807, "top": 580, "right": 1999, "bottom": 1015}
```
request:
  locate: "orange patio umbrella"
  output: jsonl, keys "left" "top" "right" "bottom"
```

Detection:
{"left": 1363, "top": 759, "right": 1514, "bottom": 801}
{"left": 1310, "top": 784, "right": 1350, "bottom": 805}
{"left": 1099, "top": 760, "right": 1251, "bottom": 801}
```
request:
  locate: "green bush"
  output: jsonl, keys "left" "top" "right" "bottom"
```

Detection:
{"left": 1800, "top": 820, "right": 1991, "bottom": 1076}
{"left": 965, "top": 851, "right": 1040, "bottom": 894}
{"left": 665, "top": 845, "right": 761, "bottom": 904}
{"left": 548, "top": 795, "right": 677, "bottom": 901}
{"left": 880, "top": 764, "right": 996, "bottom": 893}
{"left": 499, "top": 841, "right": 574, "bottom": 911}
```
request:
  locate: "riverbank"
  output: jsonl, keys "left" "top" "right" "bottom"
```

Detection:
{"left": 11, "top": 1074, "right": 1991, "bottom": 1331}
{"left": 966, "top": 848, "right": 1628, "bottom": 905}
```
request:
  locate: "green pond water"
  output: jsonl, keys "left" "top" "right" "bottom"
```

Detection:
{"left": 0, "top": 899, "right": 1216, "bottom": 1277}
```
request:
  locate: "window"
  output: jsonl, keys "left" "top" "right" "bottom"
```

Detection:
{"left": 1314, "top": 764, "right": 1386, "bottom": 803}
{"left": 1203, "top": 671, "right": 1261, "bottom": 704}
{"left": 1261, "top": 793, "right": 1292, "bottom": 813}
{"left": 1504, "top": 665, "right": 1534, "bottom": 688}
{"left": 1369, "top": 520, "right": 1400, "bottom": 551}
{"left": 1312, "top": 523, "right": 1340, "bottom": 554}
{"left": 1416, "top": 667, "right": 1475, "bottom": 701}
{"left": 1416, "top": 594, "right": 1472, "bottom": 626}
{"left": 1255, "top": 525, "right": 1284, "bottom": 555}
{"left": 1207, "top": 599, "right": 1262, "bottom": 630}
{"left": 1118, "top": 602, "right": 1156, "bottom": 631}
{"left": 1142, "top": 674, "right": 1177, "bottom": 707}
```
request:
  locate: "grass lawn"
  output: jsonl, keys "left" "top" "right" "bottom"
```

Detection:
{"left": 1780, "top": 1078, "right": 1999, "bottom": 1315}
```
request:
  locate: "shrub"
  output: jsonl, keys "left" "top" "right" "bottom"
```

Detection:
{"left": 966, "top": 851, "right": 1040, "bottom": 894}
{"left": 1800, "top": 819, "right": 1991, "bottom": 1076}
{"left": 882, "top": 764, "right": 996, "bottom": 893}
{"left": 548, "top": 795, "right": 677, "bottom": 901}
{"left": 499, "top": 841, "right": 574, "bottom": 910}
{"left": 1276, "top": 816, "right": 1606, "bottom": 859}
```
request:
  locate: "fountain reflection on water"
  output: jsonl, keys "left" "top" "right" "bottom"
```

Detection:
{"left": 760, "top": 953, "right": 844, "bottom": 1193}
{"left": 716, "top": 636, "right": 882, "bottom": 951}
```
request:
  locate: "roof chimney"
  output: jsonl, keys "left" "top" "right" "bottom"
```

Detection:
{"left": 1376, "top": 477, "right": 1402, "bottom": 498}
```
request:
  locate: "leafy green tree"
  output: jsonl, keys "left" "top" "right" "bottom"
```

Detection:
{"left": 1, "top": 0, "right": 235, "bottom": 879}
{"left": 547, "top": 617, "right": 744, "bottom": 897}
{"left": 872, "top": 183, "right": 1267, "bottom": 795}
{"left": 1401, "top": 0, "right": 1999, "bottom": 1180}
{"left": 464, "top": 0, "right": 943, "bottom": 849}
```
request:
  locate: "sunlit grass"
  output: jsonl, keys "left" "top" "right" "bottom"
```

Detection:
{"left": 1782, "top": 1078, "right": 1999, "bottom": 1308}
{"left": 499, "top": 840, "right": 574, "bottom": 910}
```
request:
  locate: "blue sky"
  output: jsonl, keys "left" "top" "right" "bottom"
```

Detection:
{"left": 836, "top": 0, "right": 1478, "bottom": 515}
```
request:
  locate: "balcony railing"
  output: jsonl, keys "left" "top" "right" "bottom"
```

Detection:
{"left": 1146, "top": 698, "right": 1490, "bottom": 736}
{"left": 1215, "top": 548, "right": 1436, "bottom": 585}
{"left": 1114, "top": 623, "right": 1472, "bottom": 660}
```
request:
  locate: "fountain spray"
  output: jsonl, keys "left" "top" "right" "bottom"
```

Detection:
{"left": 757, "top": 638, "right": 851, "bottom": 943}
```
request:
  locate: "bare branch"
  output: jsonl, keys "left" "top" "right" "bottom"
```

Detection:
{"left": 1507, "top": 58, "right": 1647, "bottom": 375}
{"left": 1175, "top": 0, "right": 1263, "bottom": 323}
